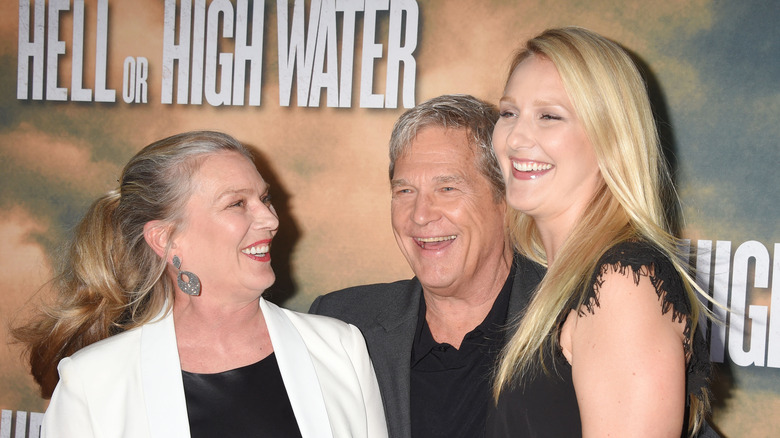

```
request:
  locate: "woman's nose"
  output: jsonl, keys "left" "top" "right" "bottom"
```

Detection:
{"left": 253, "top": 202, "right": 280, "bottom": 231}
{"left": 506, "top": 118, "right": 535, "bottom": 150}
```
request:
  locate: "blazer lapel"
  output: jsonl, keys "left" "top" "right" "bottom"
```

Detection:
{"left": 140, "top": 307, "right": 191, "bottom": 438}
{"left": 261, "top": 298, "right": 334, "bottom": 438}
{"left": 369, "top": 280, "right": 421, "bottom": 438}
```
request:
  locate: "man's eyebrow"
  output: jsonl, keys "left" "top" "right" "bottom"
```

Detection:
{"left": 390, "top": 179, "right": 409, "bottom": 189}
{"left": 433, "top": 175, "right": 465, "bottom": 185}
{"left": 390, "top": 175, "right": 466, "bottom": 189}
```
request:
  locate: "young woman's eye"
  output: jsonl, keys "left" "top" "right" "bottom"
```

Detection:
{"left": 499, "top": 110, "right": 516, "bottom": 118}
{"left": 540, "top": 113, "right": 562, "bottom": 120}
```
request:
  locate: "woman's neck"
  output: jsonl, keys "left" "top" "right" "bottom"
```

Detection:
{"left": 173, "top": 295, "right": 273, "bottom": 373}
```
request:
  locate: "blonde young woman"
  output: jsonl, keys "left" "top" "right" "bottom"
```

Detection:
{"left": 488, "top": 28, "right": 714, "bottom": 437}
{"left": 13, "top": 131, "right": 387, "bottom": 438}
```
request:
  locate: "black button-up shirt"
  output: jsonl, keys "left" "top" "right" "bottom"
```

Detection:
{"left": 409, "top": 265, "right": 515, "bottom": 438}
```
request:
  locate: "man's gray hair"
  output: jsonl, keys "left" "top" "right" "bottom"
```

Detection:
{"left": 388, "top": 94, "right": 504, "bottom": 202}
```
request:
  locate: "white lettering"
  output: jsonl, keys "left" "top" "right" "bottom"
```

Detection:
{"left": 46, "top": 0, "right": 69, "bottom": 101}
{"left": 123, "top": 57, "right": 136, "bottom": 103}
{"left": 233, "top": 0, "right": 264, "bottom": 106}
{"left": 336, "top": 0, "right": 361, "bottom": 107}
{"left": 0, "top": 410, "right": 44, "bottom": 438}
{"left": 0, "top": 410, "right": 9, "bottom": 437}
{"left": 696, "top": 240, "right": 779, "bottom": 368}
{"left": 135, "top": 57, "right": 149, "bottom": 103}
{"left": 71, "top": 0, "right": 92, "bottom": 102}
{"left": 122, "top": 57, "right": 148, "bottom": 104}
{"left": 190, "top": 0, "right": 207, "bottom": 104}
{"left": 309, "top": 0, "right": 339, "bottom": 107}
{"left": 728, "top": 241, "right": 770, "bottom": 366}
{"left": 162, "top": 0, "right": 193, "bottom": 104}
{"left": 278, "top": 0, "right": 419, "bottom": 108}
{"left": 768, "top": 244, "right": 780, "bottom": 367}
{"left": 204, "top": 0, "right": 234, "bottom": 106}
{"left": 164, "top": 0, "right": 263, "bottom": 106}
{"left": 20, "top": 0, "right": 114, "bottom": 102}
{"left": 710, "top": 240, "right": 732, "bottom": 363}
{"left": 94, "top": 0, "right": 115, "bottom": 102}
{"left": 359, "top": 0, "right": 388, "bottom": 108}
{"left": 693, "top": 239, "right": 712, "bottom": 340}
{"left": 385, "top": 0, "right": 417, "bottom": 108}
{"left": 278, "top": 0, "right": 321, "bottom": 106}
{"left": 17, "top": 0, "right": 45, "bottom": 100}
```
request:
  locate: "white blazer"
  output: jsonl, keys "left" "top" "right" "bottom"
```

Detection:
{"left": 42, "top": 298, "right": 388, "bottom": 438}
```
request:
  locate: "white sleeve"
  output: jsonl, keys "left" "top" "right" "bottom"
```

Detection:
{"left": 42, "top": 357, "right": 96, "bottom": 438}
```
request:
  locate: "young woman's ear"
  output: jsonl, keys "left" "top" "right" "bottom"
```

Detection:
{"left": 143, "top": 220, "right": 171, "bottom": 258}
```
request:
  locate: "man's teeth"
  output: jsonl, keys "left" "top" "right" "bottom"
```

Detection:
{"left": 242, "top": 245, "right": 270, "bottom": 255}
{"left": 513, "top": 161, "right": 553, "bottom": 172}
{"left": 416, "top": 236, "right": 456, "bottom": 243}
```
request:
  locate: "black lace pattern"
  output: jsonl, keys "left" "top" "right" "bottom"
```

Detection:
{"left": 579, "top": 240, "right": 711, "bottom": 405}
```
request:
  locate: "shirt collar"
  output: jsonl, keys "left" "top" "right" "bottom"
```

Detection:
{"left": 410, "top": 263, "right": 516, "bottom": 366}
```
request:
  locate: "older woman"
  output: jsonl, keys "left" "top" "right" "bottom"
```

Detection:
{"left": 14, "top": 131, "right": 387, "bottom": 437}
{"left": 488, "top": 28, "right": 713, "bottom": 437}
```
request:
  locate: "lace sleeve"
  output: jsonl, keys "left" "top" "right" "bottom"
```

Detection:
{"left": 579, "top": 240, "right": 711, "bottom": 404}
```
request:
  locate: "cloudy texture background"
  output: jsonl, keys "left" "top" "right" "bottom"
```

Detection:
{"left": 1, "top": 1, "right": 777, "bottom": 436}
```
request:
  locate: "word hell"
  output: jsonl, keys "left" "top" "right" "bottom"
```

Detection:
{"left": 17, "top": 0, "right": 116, "bottom": 102}
{"left": 162, "top": 0, "right": 419, "bottom": 108}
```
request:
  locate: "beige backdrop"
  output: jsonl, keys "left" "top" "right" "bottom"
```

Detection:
{"left": 2, "top": 1, "right": 778, "bottom": 436}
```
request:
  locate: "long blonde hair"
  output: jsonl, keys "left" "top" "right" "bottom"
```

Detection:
{"left": 12, "top": 131, "right": 252, "bottom": 398}
{"left": 492, "top": 27, "right": 710, "bottom": 434}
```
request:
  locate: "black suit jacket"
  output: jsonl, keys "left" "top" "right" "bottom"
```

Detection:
{"left": 309, "top": 254, "right": 545, "bottom": 438}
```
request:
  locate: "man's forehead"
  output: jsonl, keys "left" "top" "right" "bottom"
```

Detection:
{"left": 412, "top": 125, "right": 471, "bottom": 144}
{"left": 403, "top": 127, "right": 474, "bottom": 158}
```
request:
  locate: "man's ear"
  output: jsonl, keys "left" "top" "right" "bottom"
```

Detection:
{"left": 143, "top": 220, "right": 172, "bottom": 259}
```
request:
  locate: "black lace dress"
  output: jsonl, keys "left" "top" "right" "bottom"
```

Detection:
{"left": 487, "top": 241, "right": 711, "bottom": 437}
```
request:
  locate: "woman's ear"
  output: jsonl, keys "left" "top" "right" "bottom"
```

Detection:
{"left": 143, "top": 220, "right": 171, "bottom": 259}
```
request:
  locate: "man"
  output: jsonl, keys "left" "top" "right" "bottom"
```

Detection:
{"left": 309, "top": 95, "right": 544, "bottom": 438}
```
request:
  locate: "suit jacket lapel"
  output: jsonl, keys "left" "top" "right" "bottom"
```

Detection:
{"left": 261, "top": 298, "right": 334, "bottom": 438}
{"left": 140, "top": 307, "right": 191, "bottom": 438}
{"left": 369, "top": 279, "right": 421, "bottom": 438}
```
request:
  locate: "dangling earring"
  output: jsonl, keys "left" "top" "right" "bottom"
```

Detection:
{"left": 172, "top": 255, "right": 201, "bottom": 296}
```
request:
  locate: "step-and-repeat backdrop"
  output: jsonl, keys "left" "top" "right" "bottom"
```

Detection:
{"left": 1, "top": 1, "right": 777, "bottom": 436}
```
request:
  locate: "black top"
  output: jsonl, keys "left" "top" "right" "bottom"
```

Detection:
{"left": 410, "top": 264, "right": 515, "bottom": 438}
{"left": 487, "top": 241, "right": 712, "bottom": 438}
{"left": 182, "top": 352, "right": 302, "bottom": 438}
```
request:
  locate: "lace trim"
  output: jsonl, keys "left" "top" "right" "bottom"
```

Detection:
{"left": 578, "top": 240, "right": 711, "bottom": 404}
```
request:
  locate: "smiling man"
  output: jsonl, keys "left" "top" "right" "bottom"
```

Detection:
{"left": 310, "top": 94, "right": 544, "bottom": 438}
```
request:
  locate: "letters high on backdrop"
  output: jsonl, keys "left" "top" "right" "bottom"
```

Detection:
{"left": 18, "top": 0, "right": 419, "bottom": 107}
